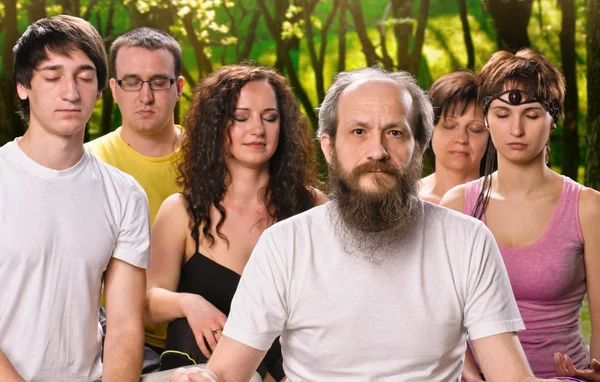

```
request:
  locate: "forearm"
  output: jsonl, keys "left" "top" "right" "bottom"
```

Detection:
{"left": 0, "top": 350, "right": 24, "bottom": 382}
{"left": 590, "top": 332, "right": 600, "bottom": 363}
{"left": 462, "top": 346, "right": 483, "bottom": 381}
{"left": 102, "top": 323, "right": 144, "bottom": 382}
{"left": 145, "top": 288, "right": 208, "bottom": 324}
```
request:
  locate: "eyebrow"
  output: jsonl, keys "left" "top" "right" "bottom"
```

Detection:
{"left": 348, "top": 120, "right": 407, "bottom": 129}
{"left": 39, "top": 64, "right": 96, "bottom": 72}
{"left": 120, "top": 73, "right": 172, "bottom": 80}
{"left": 235, "top": 107, "right": 279, "bottom": 112}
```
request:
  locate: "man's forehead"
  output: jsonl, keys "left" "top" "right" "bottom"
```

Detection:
{"left": 36, "top": 48, "right": 95, "bottom": 70}
{"left": 341, "top": 79, "right": 411, "bottom": 105}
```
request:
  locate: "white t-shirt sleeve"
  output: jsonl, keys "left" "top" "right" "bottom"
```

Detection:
{"left": 464, "top": 224, "right": 525, "bottom": 340}
{"left": 112, "top": 181, "right": 150, "bottom": 269}
{"left": 223, "top": 230, "right": 288, "bottom": 351}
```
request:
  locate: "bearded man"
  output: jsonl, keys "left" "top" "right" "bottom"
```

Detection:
{"left": 168, "top": 67, "right": 560, "bottom": 382}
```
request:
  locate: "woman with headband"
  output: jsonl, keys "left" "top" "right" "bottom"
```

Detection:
{"left": 419, "top": 70, "right": 491, "bottom": 204}
{"left": 442, "top": 49, "right": 600, "bottom": 381}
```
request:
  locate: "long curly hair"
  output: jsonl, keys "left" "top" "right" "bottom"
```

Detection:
{"left": 178, "top": 64, "right": 319, "bottom": 248}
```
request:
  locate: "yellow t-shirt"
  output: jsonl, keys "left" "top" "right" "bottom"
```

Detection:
{"left": 86, "top": 127, "right": 183, "bottom": 349}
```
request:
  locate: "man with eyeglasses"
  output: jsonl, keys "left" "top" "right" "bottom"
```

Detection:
{"left": 86, "top": 27, "right": 185, "bottom": 371}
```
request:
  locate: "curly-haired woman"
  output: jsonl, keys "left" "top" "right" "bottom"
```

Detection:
{"left": 144, "top": 64, "right": 326, "bottom": 380}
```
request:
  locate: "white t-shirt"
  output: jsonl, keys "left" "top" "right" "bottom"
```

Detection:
{"left": 0, "top": 140, "right": 150, "bottom": 381}
{"left": 224, "top": 201, "right": 524, "bottom": 381}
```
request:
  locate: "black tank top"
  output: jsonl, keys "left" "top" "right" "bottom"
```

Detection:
{"left": 160, "top": 239, "right": 284, "bottom": 379}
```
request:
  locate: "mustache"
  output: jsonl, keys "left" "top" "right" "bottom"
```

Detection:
{"left": 351, "top": 159, "right": 401, "bottom": 178}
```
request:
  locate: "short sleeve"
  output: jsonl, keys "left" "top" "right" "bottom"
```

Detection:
{"left": 223, "top": 230, "right": 288, "bottom": 351}
{"left": 464, "top": 225, "right": 525, "bottom": 340}
{"left": 112, "top": 181, "right": 150, "bottom": 269}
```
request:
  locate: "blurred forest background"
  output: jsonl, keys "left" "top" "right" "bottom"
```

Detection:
{"left": 0, "top": 0, "right": 599, "bottom": 187}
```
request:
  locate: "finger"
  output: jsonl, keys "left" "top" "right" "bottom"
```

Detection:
{"left": 554, "top": 352, "right": 569, "bottom": 376}
{"left": 563, "top": 354, "right": 580, "bottom": 376}
{"left": 592, "top": 358, "right": 600, "bottom": 371}
{"left": 204, "top": 328, "right": 219, "bottom": 352}
{"left": 214, "top": 330, "right": 222, "bottom": 342}
{"left": 195, "top": 333, "right": 212, "bottom": 359}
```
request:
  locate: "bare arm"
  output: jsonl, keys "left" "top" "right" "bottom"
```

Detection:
{"left": 472, "top": 332, "right": 536, "bottom": 382}
{"left": 581, "top": 188, "right": 600, "bottom": 362}
{"left": 145, "top": 194, "right": 226, "bottom": 358}
{"left": 555, "top": 187, "right": 600, "bottom": 381}
{"left": 462, "top": 346, "right": 484, "bottom": 382}
{"left": 169, "top": 336, "right": 266, "bottom": 382}
{"left": 102, "top": 258, "right": 146, "bottom": 382}
{"left": 0, "top": 350, "right": 24, "bottom": 382}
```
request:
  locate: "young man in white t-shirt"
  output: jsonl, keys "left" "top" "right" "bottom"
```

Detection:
{"left": 170, "top": 68, "right": 562, "bottom": 382}
{"left": 0, "top": 15, "right": 149, "bottom": 381}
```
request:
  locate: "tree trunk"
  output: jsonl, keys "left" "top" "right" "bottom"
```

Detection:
{"left": 457, "top": 0, "right": 474, "bottom": 69}
{"left": 0, "top": 0, "right": 25, "bottom": 141}
{"left": 28, "top": 0, "right": 47, "bottom": 23}
{"left": 391, "top": 0, "right": 413, "bottom": 71}
{"left": 347, "top": 0, "right": 379, "bottom": 66}
{"left": 559, "top": 0, "right": 580, "bottom": 181}
{"left": 257, "top": 0, "right": 318, "bottom": 130}
{"left": 484, "top": 0, "right": 533, "bottom": 51}
{"left": 586, "top": 0, "right": 600, "bottom": 189}
{"left": 337, "top": 0, "right": 347, "bottom": 73}
{"left": 408, "top": 0, "right": 430, "bottom": 75}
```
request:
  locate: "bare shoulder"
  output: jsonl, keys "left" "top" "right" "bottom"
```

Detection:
{"left": 310, "top": 187, "right": 329, "bottom": 206}
{"left": 439, "top": 183, "right": 468, "bottom": 213}
{"left": 155, "top": 193, "right": 191, "bottom": 229}
{"left": 579, "top": 186, "right": 600, "bottom": 229}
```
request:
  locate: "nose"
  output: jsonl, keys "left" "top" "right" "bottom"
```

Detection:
{"left": 250, "top": 116, "right": 265, "bottom": 136}
{"left": 511, "top": 116, "right": 525, "bottom": 137}
{"left": 366, "top": 134, "right": 389, "bottom": 161}
{"left": 61, "top": 78, "right": 81, "bottom": 102}
{"left": 139, "top": 82, "right": 154, "bottom": 104}
{"left": 454, "top": 127, "right": 469, "bottom": 144}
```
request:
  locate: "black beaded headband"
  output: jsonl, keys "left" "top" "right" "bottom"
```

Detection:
{"left": 483, "top": 89, "right": 560, "bottom": 122}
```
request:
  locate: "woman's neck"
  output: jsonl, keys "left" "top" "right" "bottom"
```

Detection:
{"left": 223, "top": 161, "right": 271, "bottom": 207}
{"left": 494, "top": 153, "right": 554, "bottom": 198}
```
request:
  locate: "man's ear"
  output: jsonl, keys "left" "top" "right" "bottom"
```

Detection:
{"left": 16, "top": 83, "right": 29, "bottom": 101}
{"left": 320, "top": 132, "right": 333, "bottom": 164}
{"left": 176, "top": 76, "right": 185, "bottom": 101}
{"left": 109, "top": 78, "right": 118, "bottom": 103}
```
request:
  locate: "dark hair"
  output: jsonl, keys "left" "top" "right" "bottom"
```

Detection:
{"left": 178, "top": 63, "right": 318, "bottom": 248}
{"left": 318, "top": 66, "right": 433, "bottom": 150}
{"left": 12, "top": 15, "right": 108, "bottom": 120}
{"left": 472, "top": 48, "right": 565, "bottom": 219}
{"left": 426, "top": 69, "right": 493, "bottom": 177}
{"left": 110, "top": 27, "right": 182, "bottom": 78}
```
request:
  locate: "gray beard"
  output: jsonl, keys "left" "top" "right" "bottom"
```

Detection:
{"left": 327, "top": 150, "right": 423, "bottom": 265}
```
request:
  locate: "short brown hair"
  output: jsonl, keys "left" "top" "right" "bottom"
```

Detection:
{"left": 109, "top": 27, "right": 182, "bottom": 78}
{"left": 12, "top": 15, "right": 107, "bottom": 120}
{"left": 428, "top": 69, "right": 479, "bottom": 125}
{"left": 478, "top": 48, "right": 565, "bottom": 122}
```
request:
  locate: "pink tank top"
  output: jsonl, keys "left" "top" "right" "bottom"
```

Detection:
{"left": 464, "top": 176, "right": 588, "bottom": 378}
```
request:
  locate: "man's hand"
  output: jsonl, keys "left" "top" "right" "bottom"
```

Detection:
{"left": 554, "top": 352, "right": 600, "bottom": 381}
{"left": 170, "top": 367, "right": 218, "bottom": 382}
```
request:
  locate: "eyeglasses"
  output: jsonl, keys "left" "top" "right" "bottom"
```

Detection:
{"left": 116, "top": 78, "right": 176, "bottom": 91}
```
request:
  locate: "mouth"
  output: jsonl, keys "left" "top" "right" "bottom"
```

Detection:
{"left": 449, "top": 151, "right": 469, "bottom": 157}
{"left": 244, "top": 142, "right": 266, "bottom": 148}
{"left": 56, "top": 109, "right": 81, "bottom": 113}
{"left": 136, "top": 110, "right": 155, "bottom": 117}
{"left": 507, "top": 143, "right": 528, "bottom": 150}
